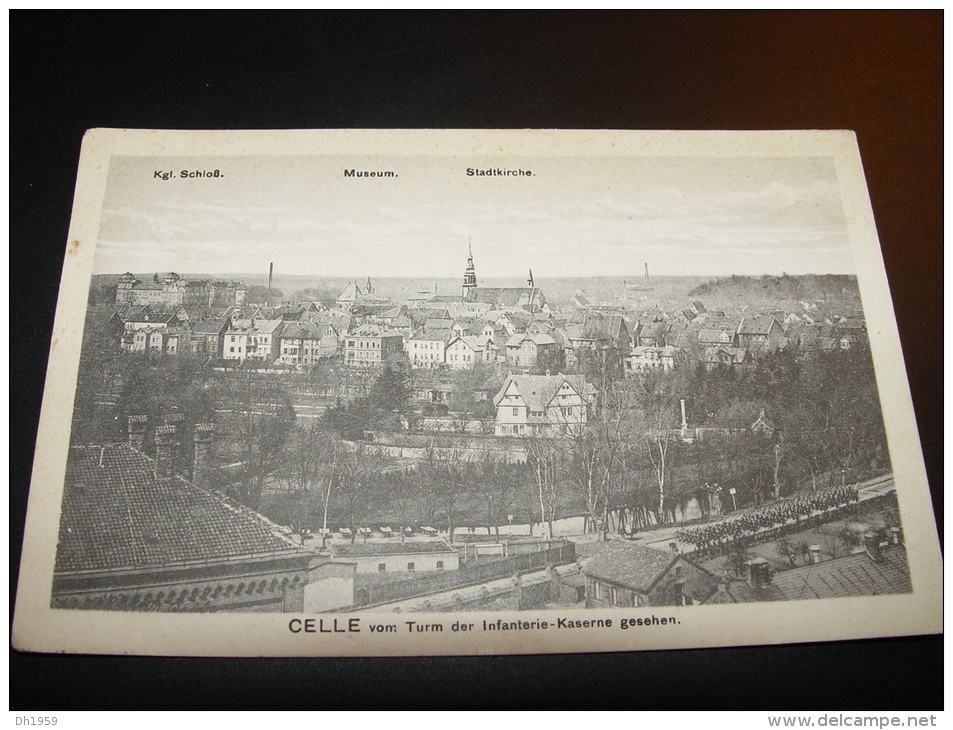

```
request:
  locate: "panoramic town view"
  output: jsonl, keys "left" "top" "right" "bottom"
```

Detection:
{"left": 55, "top": 246, "right": 907, "bottom": 614}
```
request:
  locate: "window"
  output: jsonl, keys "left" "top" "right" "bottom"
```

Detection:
{"left": 513, "top": 407, "right": 519, "bottom": 416}
{"left": 407, "top": 562, "right": 415, "bottom": 571}
{"left": 378, "top": 563, "right": 386, "bottom": 572}
{"left": 593, "top": 581, "right": 606, "bottom": 601}
{"left": 436, "top": 561, "right": 444, "bottom": 570}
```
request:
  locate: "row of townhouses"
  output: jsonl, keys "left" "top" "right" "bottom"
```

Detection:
{"left": 90, "top": 258, "right": 867, "bottom": 375}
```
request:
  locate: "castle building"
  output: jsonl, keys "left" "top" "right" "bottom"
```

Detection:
{"left": 115, "top": 272, "right": 246, "bottom": 308}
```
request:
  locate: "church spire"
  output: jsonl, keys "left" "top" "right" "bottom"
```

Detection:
{"left": 462, "top": 239, "right": 477, "bottom": 302}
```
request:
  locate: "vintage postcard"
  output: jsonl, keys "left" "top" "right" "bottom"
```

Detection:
{"left": 12, "top": 129, "right": 941, "bottom": 657}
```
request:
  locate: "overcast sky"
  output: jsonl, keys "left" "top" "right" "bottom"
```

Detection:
{"left": 95, "top": 154, "right": 855, "bottom": 279}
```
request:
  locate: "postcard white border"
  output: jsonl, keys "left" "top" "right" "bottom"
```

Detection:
{"left": 12, "top": 129, "right": 942, "bottom": 657}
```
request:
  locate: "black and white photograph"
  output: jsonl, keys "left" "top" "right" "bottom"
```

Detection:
{"left": 12, "top": 128, "right": 941, "bottom": 657}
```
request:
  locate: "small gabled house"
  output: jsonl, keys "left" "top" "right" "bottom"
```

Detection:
{"left": 278, "top": 322, "right": 334, "bottom": 366}
{"left": 224, "top": 318, "right": 285, "bottom": 362}
{"left": 737, "top": 317, "right": 785, "bottom": 353}
{"left": 406, "top": 327, "right": 453, "bottom": 369}
{"left": 583, "top": 540, "right": 720, "bottom": 608}
{"left": 625, "top": 345, "right": 677, "bottom": 373}
{"left": 636, "top": 321, "right": 674, "bottom": 348}
{"left": 446, "top": 335, "right": 489, "bottom": 370}
{"left": 564, "top": 313, "right": 633, "bottom": 370}
{"left": 493, "top": 373, "right": 595, "bottom": 437}
{"left": 505, "top": 332, "right": 558, "bottom": 369}
{"left": 189, "top": 318, "right": 230, "bottom": 359}
{"left": 696, "top": 328, "right": 738, "bottom": 348}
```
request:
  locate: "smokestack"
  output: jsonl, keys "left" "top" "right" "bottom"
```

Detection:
{"left": 644, "top": 262, "right": 649, "bottom": 282}
{"left": 192, "top": 423, "right": 215, "bottom": 486}
{"left": 154, "top": 425, "right": 179, "bottom": 480}
{"left": 267, "top": 262, "right": 274, "bottom": 307}
{"left": 127, "top": 415, "right": 148, "bottom": 451}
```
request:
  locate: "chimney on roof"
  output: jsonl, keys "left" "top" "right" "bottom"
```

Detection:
{"left": 889, "top": 526, "right": 902, "bottom": 545}
{"left": 808, "top": 545, "right": 822, "bottom": 564}
{"left": 127, "top": 415, "right": 148, "bottom": 451}
{"left": 863, "top": 530, "right": 884, "bottom": 563}
{"left": 746, "top": 558, "right": 771, "bottom": 589}
{"left": 192, "top": 423, "right": 215, "bottom": 487}
{"left": 674, "top": 578, "right": 688, "bottom": 606}
{"left": 154, "top": 424, "right": 179, "bottom": 480}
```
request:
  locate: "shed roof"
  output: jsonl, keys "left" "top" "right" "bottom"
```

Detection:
{"left": 583, "top": 540, "right": 676, "bottom": 593}
{"left": 329, "top": 540, "right": 456, "bottom": 557}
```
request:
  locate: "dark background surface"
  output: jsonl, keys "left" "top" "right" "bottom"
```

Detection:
{"left": 10, "top": 11, "right": 942, "bottom": 710}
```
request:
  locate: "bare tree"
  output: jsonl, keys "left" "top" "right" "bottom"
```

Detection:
{"left": 332, "top": 447, "right": 385, "bottom": 543}
{"left": 227, "top": 373, "right": 296, "bottom": 510}
{"left": 527, "top": 437, "right": 561, "bottom": 538}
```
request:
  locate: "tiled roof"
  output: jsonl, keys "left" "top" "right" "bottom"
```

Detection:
{"left": 125, "top": 311, "right": 177, "bottom": 325}
{"left": 190, "top": 319, "right": 229, "bottom": 336}
{"left": 738, "top": 317, "right": 782, "bottom": 335}
{"left": 724, "top": 545, "right": 911, "bottom": 602}
{"left": 697, "top": 328, "right": 732, "bottom": 344}
{"left": 449, "top": 335, "right": 486, "bottom": 352}
{"left": 229, "top": 318, "right": 284, "bottom": 335}
{"left": 493, "top": 373, "right": 593, "bottom": 412}
{"left": 55, "top": 444, "right": 305, "bottom": 574}
{"left": 410, "top": 327, "right": 453, "bottom": 342}
{"left": 583, "top": 540, "right": 676, "bottom": 592}
{"left": 329, "top": 540, "right": 456, "bottom": 557}
{"left": 767, "top": 545, "right": 911, "bottom": 600}
{"left": 472, "top": 287, "right": 545, "bottom": 310}
{"left": 505, "top": 332, "right": 556, "bottom": 348}
{"left": 577, "top": 313, "right": 627, "bottom": 341}
{"left": 280, "top": 322, "right": 326, "bottom": 339}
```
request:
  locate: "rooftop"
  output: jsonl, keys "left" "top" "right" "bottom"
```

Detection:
{"left": 329, "top": 540, "right": 456, "bottom": 557}
{"left": 55, "top": 444, "right": 306, "bottom": 574}
{"left": 723, "top": 545, "right": 911, "bottom": 602}
{"left": 583, "top": 540, "right": 676, "bottom": 593}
